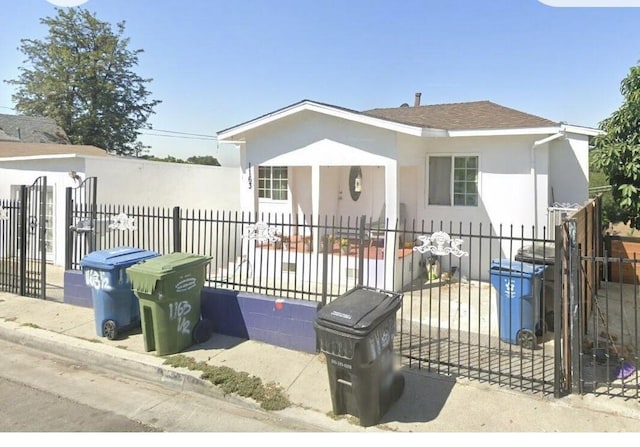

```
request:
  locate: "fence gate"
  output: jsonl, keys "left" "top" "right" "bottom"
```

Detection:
{"left": 553, "top": 195, "right": 640, "bottom": 400}
{"left": 0, "top": 176, "right": 48, "bottom": 299}
{"left": 65, "top": 177, "right": 98, "bottom": 270}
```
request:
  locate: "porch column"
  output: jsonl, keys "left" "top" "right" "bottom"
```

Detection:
{"left": 311, "top": 164, "right": 320, "bottom": 252}
{"left": 384, "top": 160, "right": 399, "bottom": 290}
{"left": 240, "top": 151, "right": 257, "bottom": 218}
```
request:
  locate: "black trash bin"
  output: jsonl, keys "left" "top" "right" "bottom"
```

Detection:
{"left": 515, "top": 242, "right": 556, "bottom": 332}
{"left": 314, "top": 286, "right": 404, "bottom": 427}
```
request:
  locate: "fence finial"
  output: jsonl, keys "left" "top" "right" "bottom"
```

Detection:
{"left": 243, "top": 221, "right": 281, "bottom": 243}
{"left": 413, "top": 231, "right": 468, "bottom": 257}
{"left": 108, "top": 212, "right": 136, "bottom": 231}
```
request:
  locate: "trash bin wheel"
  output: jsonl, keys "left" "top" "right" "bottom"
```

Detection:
{"left": 517, "top": 329, "right": 536, "bottom": 350}
{"left": 193, "top": 318, "right": 213, "bottom": 344}
{"left": 103, "top": 320, "right": 118, "bottom": 340}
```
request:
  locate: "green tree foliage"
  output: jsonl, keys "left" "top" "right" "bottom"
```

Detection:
{"left": 5, "top": 8, "right": 161, "bottom": 156}
{"left": 140, "top": 154, "right": 220, "bottom": 166}
{"left": 589, "top": 166, "right": 624, "bottom": 227}
{"left": 185, "top": 155, "right": 220, "bottom": 166}
{"left": 592, "top": 61, "right": 640, "bottom": 229}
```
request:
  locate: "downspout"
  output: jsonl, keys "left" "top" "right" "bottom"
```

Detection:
{"left": 531, "top": 131, "right": 565, "bottom": 236}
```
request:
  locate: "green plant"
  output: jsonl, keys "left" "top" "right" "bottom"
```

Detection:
{"left": 163, "top": 354, "right": 291, "bottom": 410}
{"left": 340, "top": 238, "right": 349, "bottom": 247}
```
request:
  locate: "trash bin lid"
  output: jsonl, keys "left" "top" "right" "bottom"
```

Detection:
{"left": 80, "top": 246, "right": 159, "bottom": 271}
{"left": 126, "top": 252, "right": 212, "bottom": 294}
{"left": 515, "top": 242, "right": 556, "bottom": 265}
{"left": 490, "top": 259, "right": 547, "bottom": 277}
{"left": 315, "top": 287, "right": 402, "bottom": 336}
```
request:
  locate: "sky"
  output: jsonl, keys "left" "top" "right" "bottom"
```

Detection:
{"left": 2, "top": 0, "right": 640, "bottom": 166}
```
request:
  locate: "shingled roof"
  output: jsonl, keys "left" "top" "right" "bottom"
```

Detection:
{"left": 363, "top": 100, "right": 558, "bottom": 130}
{"left": 0, "top": 113, "right": 70, "bottom": 144}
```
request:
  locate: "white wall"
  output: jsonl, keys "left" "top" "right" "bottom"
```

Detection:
{"left": 415, "top": 135, "right": 539, "bottom": 230}
{"left": 1, "top": 156, "right": 242, "bottom": 267}
{"left": 84, "top": 156, "right": 241, "bottom": 210}
{"left": 0, "top": 158, "right": 88, "bottom": 266}
{"left": 241, "top": 110, "right": 398, "bottom": 166}
{"left": 548, "top": 133, "right": 589, "bottom": 206}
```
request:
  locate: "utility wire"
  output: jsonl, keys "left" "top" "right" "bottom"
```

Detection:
{"left": 1, "top": 107, "right": 219, "bottom": 141}
{"left": 140, "top": 131, "right": 217, "bottom": 141}
{"left": 148, "top": 128, "right": 217, "bottom": 138}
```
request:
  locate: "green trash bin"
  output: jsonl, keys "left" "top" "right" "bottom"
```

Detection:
{"left": 126, "top": 252, "right": 213, "bottom": 356}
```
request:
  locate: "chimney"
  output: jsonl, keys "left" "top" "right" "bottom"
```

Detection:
{"left": 414, "top": 92, "right": 421, "bottom": 107}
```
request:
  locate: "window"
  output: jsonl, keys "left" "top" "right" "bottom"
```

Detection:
{"left": 258, "top": 166, "right": 288, "bottom": 200}
{"left": 428, "top": 156, "right": 478, "bottom": 206}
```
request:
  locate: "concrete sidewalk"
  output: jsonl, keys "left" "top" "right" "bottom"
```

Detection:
{"left": 1, "top": 291, "right": 640, "bottom": 432}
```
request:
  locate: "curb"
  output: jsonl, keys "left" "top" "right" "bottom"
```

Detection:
{"left": 0, "top": 319, "right": 249, "bottom": 406}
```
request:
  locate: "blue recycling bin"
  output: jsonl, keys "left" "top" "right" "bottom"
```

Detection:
{"left": 80, "top": 247, "right": 159, "bottom": 340}
{"left": 489, "top": 259, "right": 547, "bottom": 349}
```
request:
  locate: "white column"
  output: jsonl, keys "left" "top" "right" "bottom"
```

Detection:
{"left": 384, "top": 160, "right": 398, "bottom": 289}
{"left": 240, "top": 146, "right": 256, "bottom": 219}
{"left": 311, "top": 164, "right": 320, "bottom": 252}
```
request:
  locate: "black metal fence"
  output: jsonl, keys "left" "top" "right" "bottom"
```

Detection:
{"left": 0, "top": 177, "right": 48, "bottom": 299}
{"left": 575, "top": 235, "right": 640, "bottom": 400}
{"left": 0, "top": 199, "right": 20, "bottom": 295}
{"left": 67, "top": 202, "right": 565, "bottom": 395}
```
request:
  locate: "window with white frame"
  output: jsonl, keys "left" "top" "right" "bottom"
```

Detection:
{"left": 428, "top": 155, "right": 478, "bottom": 206}
{"left": 258, "top": 166, "right": 288, "bottom": 200}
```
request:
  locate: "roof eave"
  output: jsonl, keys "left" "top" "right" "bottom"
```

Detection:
{"left": 217, "top": 100, "right": 434, "bottom": 140}
{"left": 0, "top": 153, "right": 104, "bottom": 162}
{"left": 447, "top": 126, "right": 563, "bottom": 137}
{"left": 560, "top": 124, "right": 604, "bottom": 137}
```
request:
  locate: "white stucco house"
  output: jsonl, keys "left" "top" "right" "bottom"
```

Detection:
{"left": 216, "top": 95, "right": 601, "bottom": 284}
{"left": 0, "top": 141, "right": 241, "bottom": 266}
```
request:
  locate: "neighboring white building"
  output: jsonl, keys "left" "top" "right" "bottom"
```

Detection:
{"left": 217, "top": 96, "right": 601, "bottom": 283}
{"left": 0, "top": 141, "right": 241, "bottom": 266}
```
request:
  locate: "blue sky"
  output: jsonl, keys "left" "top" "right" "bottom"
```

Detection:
{"left": 2, "top": 0, "right": 640, "bottom": 165}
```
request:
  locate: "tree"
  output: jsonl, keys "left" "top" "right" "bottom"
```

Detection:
{"left": 592, "top": 61, "right": 640, "bottom": 229}
{"left": 186, "top": 155, "right": 220, "bottom": 166}
{"left": 5, "top": 8, "right": 161, "bottom": 156}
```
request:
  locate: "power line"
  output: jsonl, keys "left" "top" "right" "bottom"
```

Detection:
{"left": 148, "top": 128, "right": 217, "bottom": 138}
{"left": 1, "top": 106, "right": 220, "bottom": 140}
{"left": 139, "top": 131, "right": 217, "bottom": 141}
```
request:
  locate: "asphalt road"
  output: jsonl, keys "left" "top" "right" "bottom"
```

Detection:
{"left": 0, "top": 338, "right": 326, "bottom": 433}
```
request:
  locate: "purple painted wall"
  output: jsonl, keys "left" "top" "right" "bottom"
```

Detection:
{"left": 64, "top": 270, "right": 93, "bottom": 308}
{"left": 200, "top": 287, "right": 319, "bottom": 354}
{"left": 63, "top": 270, "right": 320, "bottom": 353}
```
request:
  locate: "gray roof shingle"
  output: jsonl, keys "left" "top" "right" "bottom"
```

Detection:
{"left": 0, "top": 114, "right": 70, "bottom": 144}
{"left": 363, "top": 100, "right": 558, "bottom": 130}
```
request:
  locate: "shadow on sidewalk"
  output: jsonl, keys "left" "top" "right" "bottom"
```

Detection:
{"left": 380, "top": 367, "right": 456, "bottom": 424}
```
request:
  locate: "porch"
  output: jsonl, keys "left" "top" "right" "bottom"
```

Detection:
{"left": 214, "top": 232, "right": 421, "bottom": 295}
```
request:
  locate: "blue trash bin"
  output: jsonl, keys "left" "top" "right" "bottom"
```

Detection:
{"left": 80, "top": 246, "right": 159, "bottom": 340}
{"left": 489, "top": 259, "right": 547, "bottom": 349}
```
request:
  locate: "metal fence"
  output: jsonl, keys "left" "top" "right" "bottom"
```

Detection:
{"left": 574, "top": 235, "right": 640, "bottom": 400}
{"left": 67, "top": 202, "right": 564, "bottom": 395}
{"left": 0, "top": 177, "right": 48, "bottom": 299}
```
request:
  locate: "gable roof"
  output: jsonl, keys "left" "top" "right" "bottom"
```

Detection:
{"left": 0, "top": 113, "right": 70, "bottom": 144}
{"left": 363, "top": 100, "right": 559, "bottom": 130}
{"left": 217, "top": 99, "right": 597, "bottom": 140}
{"left": 0, "top": 141, "right": 107, "bottom": 159}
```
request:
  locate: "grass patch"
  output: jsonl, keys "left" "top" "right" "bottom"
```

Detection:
{"left": 326, "top": 411, "right": 361, "bottom": 426}
{"left": 21, "top": 322, "right": 41, "bottom": 329}
{"left": 163, "top": 354, "right": 291, "bottom": 411}
{"left": 4, "top": 317, "right": 17, "bottom": 322}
